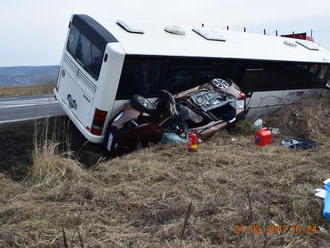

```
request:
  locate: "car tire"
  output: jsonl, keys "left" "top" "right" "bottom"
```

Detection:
{"left": 130, "top": 95, "right": 156, "bottom": 114}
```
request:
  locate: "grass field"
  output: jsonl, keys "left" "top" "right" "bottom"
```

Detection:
{"left": 0, "top": 96, "right": 330, "bottom": 247}
{"left": 0, "top": 84, "right": 54, "bottom": 98}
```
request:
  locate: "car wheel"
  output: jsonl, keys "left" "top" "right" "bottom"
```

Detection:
{"left": 211, "top": 78, "right": 231, "bottom": 89}
{"left": 130, "top": 95, "right": 156, "bottom": 114}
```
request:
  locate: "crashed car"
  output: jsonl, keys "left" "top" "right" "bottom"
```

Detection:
{"left": 104, "top": 78, "right": 246, "bottom": 155}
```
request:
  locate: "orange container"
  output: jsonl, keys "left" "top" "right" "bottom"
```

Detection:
{"left": 255, "top": 128, "right": 272, "bottom": 146}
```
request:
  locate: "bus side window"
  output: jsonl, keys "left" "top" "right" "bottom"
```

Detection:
{"left": 67, "top": 26, "right": 80, "bottom": 56}
{"left": 239, "top": 66, "right": 265, "bottom": 92}
{"left": 285, "top": 63, "right": 325, "bottom": 89}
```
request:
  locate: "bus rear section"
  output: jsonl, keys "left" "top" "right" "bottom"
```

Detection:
{"left": 54, "top": 14, "right": 122, "bottom": 143}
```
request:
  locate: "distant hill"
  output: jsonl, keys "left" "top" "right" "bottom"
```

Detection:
{"left": 0, "top": 66, "right": 59, "bottom": 88}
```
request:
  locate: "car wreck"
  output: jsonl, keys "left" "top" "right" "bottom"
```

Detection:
{"left": 104, "top": 78, "right": 245, "bottom": 155}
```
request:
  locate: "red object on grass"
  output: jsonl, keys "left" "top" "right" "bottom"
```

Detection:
{"left": 255, "top": 128, "right": 272, "bottom": 146}
{"left": 188, "top": 132, "right": 198, "bottom": 152}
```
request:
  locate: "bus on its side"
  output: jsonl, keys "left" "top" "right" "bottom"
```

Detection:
{"left": 54, "top": 14, "right": 330, "bottom": 145}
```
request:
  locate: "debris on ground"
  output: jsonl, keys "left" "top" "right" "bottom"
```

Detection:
{"left": 269, "top": 127, "right": 280, "bottom": 135}
{"left": 253, "top": 118, "right": 263, "bottom": 128}
{"left": 281, "top": 138, "right": 320, "bottom": 150}
{"left": 315, "top": 179, "right": 330, "bottom": 221}
{"left": 255, "top": 128, "right": 272, "bottom": 146}
{"left": 324, "top": 182, "right": 330, "bottom": 221}
{"left": 160, "top": 132, "right": 187, "bottom": 144}
{"left": 253, "top": 119, "right": 280, "bottom": 137}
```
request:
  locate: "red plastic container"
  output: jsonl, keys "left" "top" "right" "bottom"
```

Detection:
{"left": 255, "top": 128, "right": 272, "bottom": 146}
{"left": 188, "top": 132, "right": 198, "bottom": 152}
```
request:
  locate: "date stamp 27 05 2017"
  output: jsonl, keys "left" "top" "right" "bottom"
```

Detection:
{"left": 232, "top": 225, "right": 318, "bottom": 235}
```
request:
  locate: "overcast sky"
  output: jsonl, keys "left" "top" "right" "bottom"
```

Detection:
{"left": 1, "top": 0, "right": 330, "bottom": 67}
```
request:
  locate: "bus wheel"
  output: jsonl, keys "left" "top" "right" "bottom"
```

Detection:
{"left": 104, "top": 126, "right": 119, "bottom": 156}
{"left": 130, "top": 95, "right": 156, "bottom": 114}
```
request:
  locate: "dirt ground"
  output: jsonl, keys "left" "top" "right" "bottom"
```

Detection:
{"left": 1, "top": 96, "right": 330, "bottom": 247}
{"left": 0, "top": 117, "right": 104, "bottom": 180}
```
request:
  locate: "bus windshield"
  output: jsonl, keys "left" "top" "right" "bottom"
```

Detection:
{"left": 65, "top": 15, "right": 117, "bottom": 81}
{"left": 67, "top": 24, "right": 104, "bottom": 80}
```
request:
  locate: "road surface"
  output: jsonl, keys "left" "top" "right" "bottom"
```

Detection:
{"left": 0, "top": 94, "right": 65, "bottom": 124}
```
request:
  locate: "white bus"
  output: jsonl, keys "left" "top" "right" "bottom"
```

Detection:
{"left": 54, "top": 14, "right": 330, "bottom": 144}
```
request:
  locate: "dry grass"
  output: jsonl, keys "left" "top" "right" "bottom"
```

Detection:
{"left": 0, "top": 84, "right": 54, "bottom": 98}
{"left": 1, "top": 96, "right": 330, "bottom": 247}
{"left": 29, "top": 141, "right": 90, "bottom": 188}
{"left": 265, "top": 95, "right": 330, "bottom": 139}
{"left": 28, "top": 118, "right": 91, "bottom": 189}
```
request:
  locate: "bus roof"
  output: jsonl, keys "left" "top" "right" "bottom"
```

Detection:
{"left": 78, "top": 15, "right": 330, "bottom": 64}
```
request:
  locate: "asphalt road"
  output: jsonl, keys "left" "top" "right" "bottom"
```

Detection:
{"left": 0, "top": 94, "right": 65, "bottom": 124}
